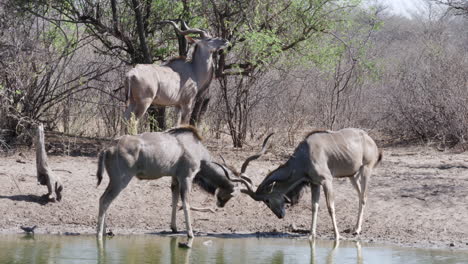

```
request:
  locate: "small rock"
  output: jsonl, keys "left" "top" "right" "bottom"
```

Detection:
{"left": 106, "top": 230, "right": 115, "bottom": 237}
{"left": 449, "top": 243, "right": 455, "bottom": 247}
{"left": 203, "top": 240, "right": 213, "bottom": 246}
{"left": 178, "top": 242, "right": 191, "bottom": 249}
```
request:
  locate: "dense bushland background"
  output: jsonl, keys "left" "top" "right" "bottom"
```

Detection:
{"left": 0, "top": 0, "right": 467, "bottom": 150}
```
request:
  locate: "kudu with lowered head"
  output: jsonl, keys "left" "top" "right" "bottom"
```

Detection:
{"left": 95, "top": 126, "right": 266, "bottom": 241}
{"left": 124, "top": 20, "right": 229, "bottom": 131}
{"left": 231, "top": 128, "right": 382, "bottom": 241}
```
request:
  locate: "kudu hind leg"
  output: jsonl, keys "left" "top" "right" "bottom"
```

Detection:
{"left": 123, "top": 100, "right": 152, "bottom": 134}
{"left": 354, "top": 166, "right": 371, "bottom": 235}
{"left": 179, "top": 104, "right": 193, "bottom": 126}
{"left": 97, "top": 187, "right": 118, "bottom": 239}
{"left": 349, "top": 171, "right": 362, "bottom": 197}
{"left": 179, "top": 177, "right": 194, "bottom": 238}
{"left": 97, "top": 175, "right": 131, "bottom": 239}
{"left": 180, "top": 178, "right": 193, "bottom": 238}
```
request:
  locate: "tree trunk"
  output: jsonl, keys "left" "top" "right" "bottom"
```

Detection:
{"left": 131, "top": 0, "right": 151, "bottom": 64}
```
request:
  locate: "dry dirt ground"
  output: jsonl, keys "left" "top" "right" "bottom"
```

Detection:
{"left": 1, "top": 137, "right": 468, "bottom": 249}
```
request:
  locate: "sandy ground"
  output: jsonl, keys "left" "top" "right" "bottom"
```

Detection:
{"left": 1, "top": 138, "right": 468, "bottom": 249}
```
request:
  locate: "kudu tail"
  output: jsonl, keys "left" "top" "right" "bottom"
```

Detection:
{"left": 125, "top": 74, "right": 131, "bottom": 107}
{"left": 96, "top": 150, "right": 107, "bottom": 186}
{"left": 375, "top": 150, "right": 383, "bottom": 167}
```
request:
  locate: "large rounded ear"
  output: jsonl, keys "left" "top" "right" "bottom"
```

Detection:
{"left": 232, "top": 184, "right": 242, "bottom": 195}
{"left": 186, "top": 36, "right": 197, "bottom": 44}
{"left": 267, "top": 181, "right": 277, "bottom": 193}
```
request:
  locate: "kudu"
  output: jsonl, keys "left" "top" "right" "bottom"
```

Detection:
{"left": 229, "top": 128, "right": 382, "bottom": 241}
{"left": 95, "top": 126, "right": 267, "bottom": 241}
{"left": 124, "top": 21, "right": 229, "bottom": 130}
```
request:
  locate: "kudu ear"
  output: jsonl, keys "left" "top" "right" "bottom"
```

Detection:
{"left": 232, "top": 185, "right": 241, "bottom": 196}
{"left": 267, "top": 181, "right": 277, "bottom": 193}
{"left": 186, "top": 36, "right": 197, "bottom": 44}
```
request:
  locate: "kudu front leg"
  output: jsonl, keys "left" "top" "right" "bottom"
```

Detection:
{"left": 323, "top": 180, "right": 340, "bottom": 240}
{"left": 170, "top": 178, "right": 180, "bottom": 233}
{"left": 309, "top": 184, "right": 321, "bottom": 241}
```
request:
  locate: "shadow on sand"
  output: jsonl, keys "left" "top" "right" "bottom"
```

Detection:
{"left": 0, "top": 194, "right": 50, "bottom": 205}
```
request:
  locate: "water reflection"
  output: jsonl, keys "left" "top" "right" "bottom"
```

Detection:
{"left": 1, "top": 234, "right": 468, "bottom": 263}
{"left": 97, "top": 235, "right": 192, "bottom": 264}
{"left": 310, "top": 240, "right": 363, "bottom": 264}
{"left": 170, "top": 237, "right": 191, "bottom": 264}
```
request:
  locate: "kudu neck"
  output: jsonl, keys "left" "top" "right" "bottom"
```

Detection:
{"left": 191, "top": 45, "right": 214, "bottom": 86}
{"left": 266, "top": 164, "right": 304, "bottom": 195}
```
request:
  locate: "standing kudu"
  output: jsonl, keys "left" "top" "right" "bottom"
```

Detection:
{"left": 124, "top": 20, "right": 229, "bottom": 131}
{"left": 230, "top": 128, "right": 382, "bottom": 241}
{"left": 95, "top": 126, "right": 267, "bottom": 242}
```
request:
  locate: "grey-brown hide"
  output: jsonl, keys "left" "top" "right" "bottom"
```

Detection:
{"left": 36, "top": 123, "right": 63, "bottom": 202}
{"left": 124, "top": 21, "right": 229, "bottom": 130}
{"left": 95, "top": 126, "right": 240, "bottom": 240}
{"left": 241, "top": 128, "right": 382, "bottom": 241}
{"left": 194, "top": 161, "right": 239, "bottom": 208}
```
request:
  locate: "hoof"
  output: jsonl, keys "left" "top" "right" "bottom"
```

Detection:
{"left": 187, "top": 232, "right": 194, "bottom": 239}
{"left": 343, "top": 228, "right": 352, "bottom": 234}
{"left": 352, "top": 229, "right": 361, "bottom": 236}
{"left": 344, "top": 228, "right": 360, "bottom": 236}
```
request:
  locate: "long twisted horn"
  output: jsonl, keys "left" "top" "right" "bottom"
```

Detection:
{"left": 157, "top": 20, "right": 209, "bottom": 38}
{"left": 240, "top": 133, "right": 274, "bottom": 174}
{"left": 219, "top": 154, "right": 253, "bottom": 186}
{"left": 213, "top": 162, "right": 260, "bottom": 200}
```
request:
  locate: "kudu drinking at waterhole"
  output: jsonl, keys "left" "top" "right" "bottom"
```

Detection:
{"left": 95, "top": 126, "right": 270, "bottom": 245}
{"left": 223, "top": 128, "right": 382, "bottom": 241}
{"left": 124, "top": 20, "right": 229, "bottom": 131}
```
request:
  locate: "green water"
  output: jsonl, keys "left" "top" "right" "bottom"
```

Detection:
{"left": 0, "top": 234, "right": 467, "bottom": 264}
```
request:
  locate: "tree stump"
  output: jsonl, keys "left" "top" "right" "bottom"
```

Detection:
{"left": 36, "top": 123, "right": 63, "bottom": 201}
